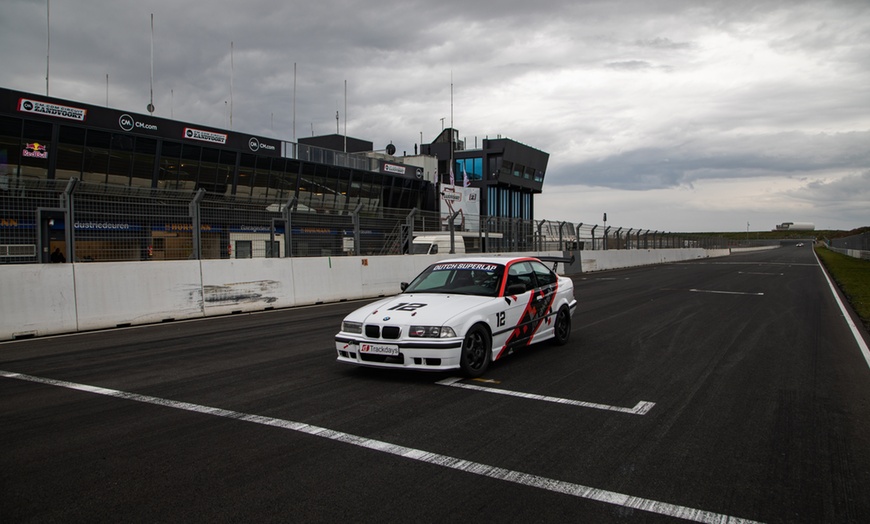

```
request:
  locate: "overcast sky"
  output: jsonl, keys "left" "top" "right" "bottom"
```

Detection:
{"left": 3, "top": 0, "right": 868, "bottom": 232}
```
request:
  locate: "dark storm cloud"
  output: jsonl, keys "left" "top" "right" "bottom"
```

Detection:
{"left": 1, "top": 0, "right": 868, "bottom": 230}
{"left": 548, "top": 131, "right": 870, "bottom": 190}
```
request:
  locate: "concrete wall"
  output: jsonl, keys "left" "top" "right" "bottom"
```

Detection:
{"left": 0, "top": 255, "right": 444, "bottom": 341}
{"left": 0, "top": 264, "right": 78, "bottom": 339}
{"left": 730, "top": 246, "right": 781, "bottom": 254}
{"left": 0, "top": 248, "right": 732, "bottom": 341}
{"left": 564, "top": 248, "right": 731, "bottom": 273}
{"left": 825, "top": 245, "right": 870, "bottom": 261}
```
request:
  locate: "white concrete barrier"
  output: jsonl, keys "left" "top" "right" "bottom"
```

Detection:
{"left": 74, "top": 260, "right": 205, "bottom": 331}
{"left": 0, "top": 248, "right": 736, "bottom": 341}
{"left": 730, "top": 246, "right": 780, "bottom": 253}
{"left": 0, "top": 264, "right": 77, "bottom": 339}
{"left": 200, "top": 258, "right": 297, "bottom": 316}
{"left": 577, "top": 248, "right": 731, "bottom": 272}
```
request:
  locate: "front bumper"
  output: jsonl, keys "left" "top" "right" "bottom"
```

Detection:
{"left": 335, "top": 335, "right": 463, "bottom": 371}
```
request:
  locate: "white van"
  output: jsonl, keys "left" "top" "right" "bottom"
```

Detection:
{"left": 411, "top": 235, "right": 466, "bottom": 255}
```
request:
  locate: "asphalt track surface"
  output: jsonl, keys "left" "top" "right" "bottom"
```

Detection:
{"left": 2, "top": 246, "right": 869, "bottom": 523}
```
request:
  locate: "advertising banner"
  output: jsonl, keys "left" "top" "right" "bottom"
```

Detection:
{"left": 439, "top": 183, "right": 480, "bottom": 232}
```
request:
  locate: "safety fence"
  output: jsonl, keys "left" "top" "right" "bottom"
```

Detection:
{"left": 2, "top": 177, "right": 751, "bottom": 264}
{"left": 825, "top": 232, "right": 870, "bottom": 261}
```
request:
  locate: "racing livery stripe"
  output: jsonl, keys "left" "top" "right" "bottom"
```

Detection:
{"left": 491, "top": 309, "right": 558, "bottom": 338}
{"left": 496, "top": 280, "right": 559, "bottom": 360}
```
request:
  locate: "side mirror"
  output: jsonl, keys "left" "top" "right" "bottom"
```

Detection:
{"left": 400, "top": 282, "right": 409, "bottom": 291}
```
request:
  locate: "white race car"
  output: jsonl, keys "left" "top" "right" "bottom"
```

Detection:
{"left": 335, "top": 256, "right": 577, "bottom": 377}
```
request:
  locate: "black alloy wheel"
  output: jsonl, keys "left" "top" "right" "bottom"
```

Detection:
{"left": 552, "top": 306, "right": 571, "bottom": 345}
{"left": 460, "top": 325, "right": 491, "bottom": 377}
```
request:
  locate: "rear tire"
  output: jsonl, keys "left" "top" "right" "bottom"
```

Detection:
{"left": 552, "top": 306, "right": 571, "bottom": 346}
{"left": 460, "top": 325, "right": 491, "bottom": 378}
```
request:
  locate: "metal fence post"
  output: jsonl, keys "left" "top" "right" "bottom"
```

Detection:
{"left": 189, "top": 188, "right": 206, "bottom": 260}
{"left": 60, "top": 177, "right": 78, "bottom": 263}
{"left": 283, "top": 196, "right": 297, "bottom": 258}
{"left": 403, "top": 208, "right": 417, "bottom": 254}
{"left": 448, "top": 210, "right": 460, "bottom": 254}
{"left": 485, "top": 216, "right": 497, "bottom": 253}
{"left": 352, "top": 202, "right": 364, "bottom": 255}
{"left": 269, "top": 217, "right": 282, "bottom": 258}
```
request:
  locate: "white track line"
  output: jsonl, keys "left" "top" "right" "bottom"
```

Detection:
{"left": 813, "top": 251, "right": 870, "bottom": 369}
{"left": 437, "top": 377, "right": 655, "bottom": 415}
{"left": 0, "top": 370, "right": 760, "bottom": 523}
{"left": 689, "top": 289, "right": 764, "bottom": 296}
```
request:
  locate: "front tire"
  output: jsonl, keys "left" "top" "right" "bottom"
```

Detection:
{"left": 552, "top": 306, "right": 571, "bottom": 346}
{"left": 460, "top": 325, "right": 491, "bottom": 378}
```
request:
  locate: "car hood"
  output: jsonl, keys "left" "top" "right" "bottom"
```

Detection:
{"left": 347, "top": 293, "right": 494, "bottom": 327}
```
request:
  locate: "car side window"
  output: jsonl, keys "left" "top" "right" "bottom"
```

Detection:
{"left": 506, "top": 262, "right": 535, "bottom": 293}
{"left": 531, "top": 261, "right": 557, "bottom": 287}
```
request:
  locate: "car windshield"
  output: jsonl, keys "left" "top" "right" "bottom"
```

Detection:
{"left": 403, "top": 262, "right": 504, "bottom": 297}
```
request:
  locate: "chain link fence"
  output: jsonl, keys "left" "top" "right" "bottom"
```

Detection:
{"left": 3, "top": 177, "right": 746, "bottom": 264}
{"left": 829, "top": 232, "right": 870, "bottom": 252}
{"left": 826, "top": 232, "right": 870, "bottom": 260}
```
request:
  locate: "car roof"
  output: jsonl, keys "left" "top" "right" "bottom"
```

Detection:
{"left": 433, "top": 256, "right": 539, "bottom": 266}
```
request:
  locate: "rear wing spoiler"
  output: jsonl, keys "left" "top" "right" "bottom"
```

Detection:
{"left": 536, "top": 255, "right": 576, "bottom": 272}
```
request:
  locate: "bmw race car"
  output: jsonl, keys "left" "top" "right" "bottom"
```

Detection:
{"left": 335, "top": 256, "right": 577, "bottom": 377}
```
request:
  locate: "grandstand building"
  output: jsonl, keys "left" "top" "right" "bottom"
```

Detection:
{"left": 0, "top": 86, "right": 550, "bottom": 261}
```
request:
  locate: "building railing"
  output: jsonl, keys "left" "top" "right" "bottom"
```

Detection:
{"left": 2, "top": 178, "right": 754, "bottom": 264}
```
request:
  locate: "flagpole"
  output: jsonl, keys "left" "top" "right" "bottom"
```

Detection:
{"left": 292, "top": 62, "right": 297, "bottom": 143}
{"left": 230, "top": 41, "right": 234, "bottom": 130}
{"left": 46, "top": 0, "right": 50, "bottom": 96}
{"left": 148, "top": 13, "right": 154, "bottom": 115}
{"left": 344, "top": 79, "right": 347, "bottom": 153}
{"left": 449, "top": 72, "right": 454, "bottom": 186}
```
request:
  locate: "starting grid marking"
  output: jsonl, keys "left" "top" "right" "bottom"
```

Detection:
{"left": 436, "top": 377, "right": 656, "bottom": 415}
{"left": 688, "top": 289, "right": 765, "bottom": 297}
{"left": 0, "top": 369, "right": 762, "bottom": 524}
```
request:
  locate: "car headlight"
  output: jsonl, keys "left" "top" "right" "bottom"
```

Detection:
{"left": 409, "top": 326, "right": 457, "bottom": 338}
{"left": 341, "top": 321, "right": 363, "bottom": 334}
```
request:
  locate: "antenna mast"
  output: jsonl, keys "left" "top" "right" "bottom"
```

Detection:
{"left": 148, "top": 13, "right": 155, "bottom": 114}
{"left": 230, "top": 41, "right": 234, "bottom": 129}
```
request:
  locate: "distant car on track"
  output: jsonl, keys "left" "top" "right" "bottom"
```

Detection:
{"left": 335, "top": 256, "right": 577, "bottom": 377}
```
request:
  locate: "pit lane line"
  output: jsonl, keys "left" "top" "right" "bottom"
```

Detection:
{"left": 1, "top": 370, "right": 759, "bottom": 524}
{"left": 436, "top": 377, "right": 655, "bottom": 415}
